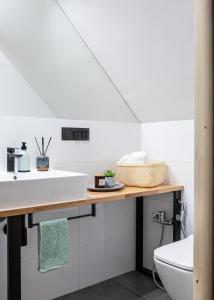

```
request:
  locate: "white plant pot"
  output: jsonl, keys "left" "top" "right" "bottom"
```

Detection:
{"left": 105, "top": 176, "right": 115, "bottom": 187}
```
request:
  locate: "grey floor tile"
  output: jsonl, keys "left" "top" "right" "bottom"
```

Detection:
{"left": 88, "top": 280, "right": 139, "bottom": 300}
{"left": 54, "top": 288, "right": 94, "bottom": 300}
{"left": 143, "top": 289, "right": 171, "bottom": 300}
{"left": 55, "top": 289, "right": 95, "bottom": 300}
{"left": 54, "top": 271, "right": 170, "bottom": 300}
{"left": 113, "top": 271, "right": 157, "bottom": 296}
{"left": 55, "top": 279, "right": 139, "bottom": 300}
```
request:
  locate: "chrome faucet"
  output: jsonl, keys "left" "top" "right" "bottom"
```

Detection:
{"left": 152, "top": 211, "right": 173, "bottom": 226}
{"left": 7, "top": 148, "right": 22, "bottom": 177}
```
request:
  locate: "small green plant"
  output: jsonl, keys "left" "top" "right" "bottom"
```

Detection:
{"left": 104, "top": 170, "right": 115, "bottom": 177}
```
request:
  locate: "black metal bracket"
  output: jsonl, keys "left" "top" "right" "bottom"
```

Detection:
{"left": 3, "top": 216, "right": 27, "bottom": 247}
{"left": 136, "top": 196, "right": 144, "bottom": 272}
{"left": 7, "top": 216, "right": 22, "bottom": 300}
{"left": 173, "top": 190, "right": 182, "bottom": 242}
{"left": 28, "top": 204, "right": 96, "bottom": 228}
{"left": 0, "top": 217, "right": 6, "bottom": 234}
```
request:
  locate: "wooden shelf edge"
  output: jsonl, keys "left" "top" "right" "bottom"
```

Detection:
{"left": 0, "top": 184, "right": 184, "bottom": 217}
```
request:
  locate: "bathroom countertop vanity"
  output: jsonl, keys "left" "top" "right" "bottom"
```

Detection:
{"left": 0, "top": 184, "right": 183, "bottom": 217}
{"left": 0, "top": 183, "right": 184, "bottom": 300}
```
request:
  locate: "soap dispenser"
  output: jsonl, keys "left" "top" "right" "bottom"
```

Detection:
{"left": 18, "top": 142, "right": 30, "bottom": 172}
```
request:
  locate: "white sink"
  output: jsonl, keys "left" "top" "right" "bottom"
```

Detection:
{"left": 0, "top": 169, "right": 87, "bottom": 210}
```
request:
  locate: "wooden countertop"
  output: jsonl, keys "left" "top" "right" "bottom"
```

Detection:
{"left": 0, "top": 184, "right": 183, "bottom": 217}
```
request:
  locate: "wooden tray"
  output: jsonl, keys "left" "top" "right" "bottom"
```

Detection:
{"left": 87, "top": 182, "right": 125, "bottom": 192}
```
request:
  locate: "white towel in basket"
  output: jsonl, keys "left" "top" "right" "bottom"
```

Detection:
{"left": 119, "top": 151, "right": 147, "bottom": 163}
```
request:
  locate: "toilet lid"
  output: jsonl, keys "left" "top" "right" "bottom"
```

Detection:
{"left": 154, "top": 235, "right": 193, "bottom": 271}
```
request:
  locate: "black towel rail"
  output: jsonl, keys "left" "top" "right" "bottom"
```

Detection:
{"left": 28, "top": 204, "right": 96, "bottom": 228}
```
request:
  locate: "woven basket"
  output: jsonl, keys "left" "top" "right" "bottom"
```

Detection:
{"left": 116, "top": 161, "right": 167, "bottom": 188}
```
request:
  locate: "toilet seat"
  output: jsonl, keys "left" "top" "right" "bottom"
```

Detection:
{"left": 154, "top": 234, "right": 193, "bottom": 272}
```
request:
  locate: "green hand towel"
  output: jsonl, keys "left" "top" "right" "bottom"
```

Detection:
{"left": 38, "top": 218, "right": 69, "bottom": 273}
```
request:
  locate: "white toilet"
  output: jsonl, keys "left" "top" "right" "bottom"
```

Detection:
{"left": 154, "top": 234, "right": 193, "bottom": 300}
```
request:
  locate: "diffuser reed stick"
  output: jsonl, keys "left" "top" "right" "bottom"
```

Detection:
{"left": 42, "top": 137, "right": 45, "bottom": 156}
{"left": 35, "top": 137, "right": 42, "bottom": 156}
{"left": 45, "top": 137, "right": 52, "bottom": 155}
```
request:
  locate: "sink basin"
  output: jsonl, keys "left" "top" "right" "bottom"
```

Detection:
{"left": 0, "top": 169, "right": 87, "bottom": 210}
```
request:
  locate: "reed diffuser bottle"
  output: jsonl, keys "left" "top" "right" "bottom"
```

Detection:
{"left": 35, "top": 137, "right": 52, "bottom": 171}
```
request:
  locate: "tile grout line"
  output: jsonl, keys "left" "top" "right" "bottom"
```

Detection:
{"left": 110, "top": 278, "right": 142, "bottom": 298}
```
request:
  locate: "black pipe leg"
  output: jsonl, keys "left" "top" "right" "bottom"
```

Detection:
{"left": 173, "top": 191, "right": 182, "bottom": 242}
{"left": 21, "top": 215, "right": 27, "bottom": 247}
{"left": 136, "top": 196, "right": 144, "bottom": 272}
{"left": 7, "top": 215, "right": 22, "bottom": 300}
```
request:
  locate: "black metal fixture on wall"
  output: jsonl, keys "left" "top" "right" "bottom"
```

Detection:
{"left": 28, "top": 204, "right": 96, "bottom": 228}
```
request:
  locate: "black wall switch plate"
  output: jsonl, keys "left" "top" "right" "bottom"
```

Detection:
{"left": 62, "top": 127, "right": 90, "bottom": 141}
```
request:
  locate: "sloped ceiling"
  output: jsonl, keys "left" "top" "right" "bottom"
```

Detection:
{"left": 0, "top": 0, "right": 137, "bottom": 122}
{"left": 0, "top": 0, "right": 194, "bottom": 123}
{"left": 0, "top": 50, "right": 55, "bottom": 118}
{"left": 59, "top": 0, "right": 194, "bottom": 123}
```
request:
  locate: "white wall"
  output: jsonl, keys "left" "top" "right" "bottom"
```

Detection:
{"left": 60, "top": 0, "right": 194, "bottom": 123}
{"left": 0, "top": 51, "right": 54, "bottom": 118}
{"left": 0, "top": 0, "right": 137, "bottom": 123}
{"left": 141, "top": 120, "right": 194, "bottom": 269}
{"left": 0, "top": 0, "right": 194, "bottom": 123}
{"left": 0, "top": 116, "right": 140, "bottom": 300}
